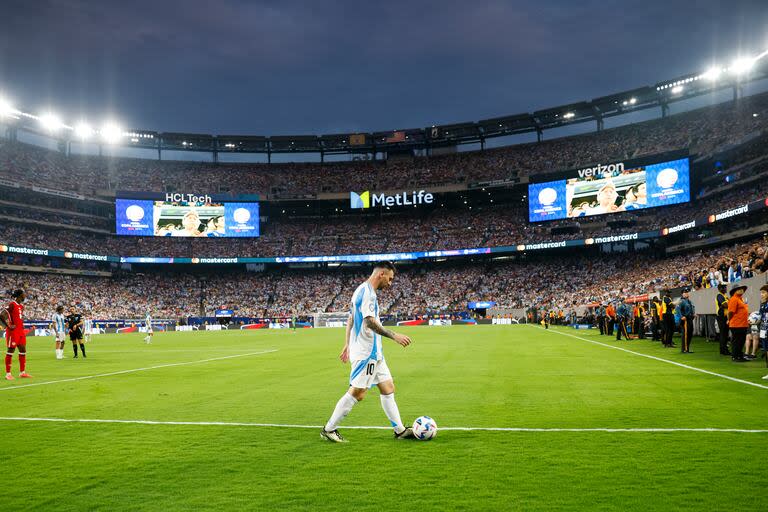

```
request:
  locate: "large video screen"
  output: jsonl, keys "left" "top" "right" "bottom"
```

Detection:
{"left": 116, "top": 199, "right": 259, "bottom": 237}
{"left": 528, "top": 156, "right": 690, "bottom": 222}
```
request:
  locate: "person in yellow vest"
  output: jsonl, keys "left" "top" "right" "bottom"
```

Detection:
{"left": 651, "top": 297, "right": 662, "bottom": 341}
{"left": 661, "top": 289, "right": 676, "bottom": 348}
{"left": 633, "top": 302, "right": 646, "bottom": 340}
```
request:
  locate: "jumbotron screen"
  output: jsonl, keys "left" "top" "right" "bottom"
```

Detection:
{"left": 528, "top": 156, "right": 690, "bottom": 222}
{"left": 115, "top": 196, "right": 260, "bottom": 237}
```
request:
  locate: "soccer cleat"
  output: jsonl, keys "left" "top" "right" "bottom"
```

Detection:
{"left": 762, "top": 375, "right": 768, "bottom": 380}
{"left": 5, "top": 373, "right": 13, "bottom": 380}
{"left": 320, "top": 429, "right": 347, "bottom": 443}
{"left": 394, "top": 427, "right": 416, "bottom": 439}
{"left": 19, "top": 372, "right": 32, "bottom": 378}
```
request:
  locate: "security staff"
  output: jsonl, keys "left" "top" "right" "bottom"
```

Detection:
{"left": 651, "top": 296, "right": 662, "bottom": 341}
{"left": 661, "top": 290, "right": 676, "bottom": 348}
{"left": 605, "top": 302, "right": 616, "bottom": 336}
{"left": 596, "top": 304, "right": 605, "bottom": 335}
{"left": 634, "top": 302, "right": 647, "bottom": 340}
{"left": 616, "top": 299, "right": 631, "bottom": 340}
{"left": 715, "top": 284, "right": 731, "bottom": 356}
{"left": 678, "top": 288, "right": 695, "bottom": 353}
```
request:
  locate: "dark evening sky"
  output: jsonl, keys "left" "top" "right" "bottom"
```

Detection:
{"left": 1, "top": 0, "right": 767, "bottom": 136}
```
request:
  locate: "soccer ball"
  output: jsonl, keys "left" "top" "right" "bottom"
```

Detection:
{"left": 412, "top": 416, "right": 438, "bottom": 441}
{"left": 748, "top": 312, "right": 761, "bottom": 325}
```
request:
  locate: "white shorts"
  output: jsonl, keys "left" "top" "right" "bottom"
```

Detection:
{"left": 349, "top": 358, "right": 392, "bottom": 389}
{"left": 55, "top": 332, "right": 66, "bottom": 342}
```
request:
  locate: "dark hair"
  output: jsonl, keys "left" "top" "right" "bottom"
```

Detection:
{"left": 56, "top": 305, "right": 64, "bottom": 313}
{"left": 374, "top": 261, "right": 396, "bottom": 272}
{"left": 11, "top": 289, "right": 24, "bottom": 299}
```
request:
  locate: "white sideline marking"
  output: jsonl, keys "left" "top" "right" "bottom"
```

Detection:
{"left": 0, "top": 417, "right": 765, "bottom": 433}
{"left": 0, "top": 349, "right": 278, "bottom": 392}
{"left": 537, "top": 326, "right": 768, "bottom": 390}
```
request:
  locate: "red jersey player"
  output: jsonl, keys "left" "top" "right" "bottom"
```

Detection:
{"left": 1, "top": 289, "right": 32, "bottom": 380}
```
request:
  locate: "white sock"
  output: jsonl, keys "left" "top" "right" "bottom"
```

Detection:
{"left": 380, "top": 393, "right": 405, "bottom": 433}
{"left": 325, "top": 392, "right": 358, "bottom": 432}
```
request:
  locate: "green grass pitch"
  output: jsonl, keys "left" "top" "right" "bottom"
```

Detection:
{"left": 2, "top": 324, "right": 767, "bottom": 511}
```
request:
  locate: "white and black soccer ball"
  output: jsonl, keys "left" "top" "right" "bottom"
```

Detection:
{"left": 748, "top": 311, "right": 761, "bottom": 325}
{"left": 412, "top": 416, "right": 438, "bottom": 441}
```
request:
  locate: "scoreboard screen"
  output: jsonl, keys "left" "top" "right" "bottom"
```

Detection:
{"left": 115, "top": 194, "right": 259, "bottom": 237}
{"left": 528, "top": 156, "right": 690, "bottom": 223}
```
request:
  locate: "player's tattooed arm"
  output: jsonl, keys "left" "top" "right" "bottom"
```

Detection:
{"left": 364, "top": 317, "right": 412, "bottom": 347}
{"left": 364, "top": 316, "right": 396, "bottom": 339}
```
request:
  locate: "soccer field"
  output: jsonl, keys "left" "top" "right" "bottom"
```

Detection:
{"left": 2, "top": 325, "right": 767, "bottom": 511}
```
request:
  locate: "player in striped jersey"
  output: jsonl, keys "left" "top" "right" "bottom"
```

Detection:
{"left": 321, "top": 261, "right": 415, "bottom": 443}
{"left": 51, "top": 305, "right": 67, "bottom": 359}
{"left": 144, "top": 312, "right": 153, "bottom": 344}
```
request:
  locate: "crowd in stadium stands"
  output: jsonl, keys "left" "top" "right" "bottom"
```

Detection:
{"left": 2, "top": 92, "right": 768, "bottom": 198}
{"left": 2, "top": 236, "right": 766, "bottom": 321}
{"left": 2, "top": 167, "right": 768, "bottom": 259}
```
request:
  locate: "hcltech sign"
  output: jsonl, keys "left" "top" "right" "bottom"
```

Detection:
{"left": 350, "top": 190, "right": 434, "bottom": 209}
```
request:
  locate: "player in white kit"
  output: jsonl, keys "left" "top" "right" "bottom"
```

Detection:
{"left": 144, "top": 312, "right": 153, "bottom": 344}
{"left": 51, "top": 305, "right": 67, "bottom": 359}
{"left": 321, "top": 261, "right": 415, "bottom": 442}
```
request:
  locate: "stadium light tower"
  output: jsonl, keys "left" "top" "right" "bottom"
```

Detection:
{"left": 74, "top": 122, "right": 94, "bottom": 139}
{"left": 730, "top": 57, "right": 755, "bottom": 75}
{"left": 39, "top": 113, "right": 63, "bottom": 132}
{"left": 701, "top": 66, "right": 723, "bottom": 81}
{"left": 0, "top": 98, "right": 19, "bottom": 117}
{"left": 100, "top": 122, "right": 123, "bottom": 144}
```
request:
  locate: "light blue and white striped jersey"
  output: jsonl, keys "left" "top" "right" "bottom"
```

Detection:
{"left": 52, "top": 313, "right": 66, "bottom": 334}
{"left": 145, "top": 314, "right": 152, "bottom": 328}
{"left": 348, "top": 282, "right": 381, "bottom": 361}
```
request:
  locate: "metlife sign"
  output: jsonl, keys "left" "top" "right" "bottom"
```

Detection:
{"left": 350, "top": 189, "right": 435, "bottom": 209}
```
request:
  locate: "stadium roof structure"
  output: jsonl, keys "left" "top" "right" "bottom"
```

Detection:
{"left": 1, "top": 51, "right": 767, "bottom": 159}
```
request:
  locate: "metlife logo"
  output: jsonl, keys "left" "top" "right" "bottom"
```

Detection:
{"left": 350, "top": 189, "right": 434, "bottom": 209}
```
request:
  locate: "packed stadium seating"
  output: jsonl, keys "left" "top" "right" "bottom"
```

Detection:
{"left": 2, "top": 91, "right": 768, "bottom": 197}
{"left": 2, "top": 236, "right": 766, "bottom": 321}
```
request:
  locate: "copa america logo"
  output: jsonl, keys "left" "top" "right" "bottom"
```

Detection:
{"left": 233, "top": 208, "right": 251, "bottom": 223}
{"left": 655, "top": 168, "right": 679, "bottom": 189}
{"left": 538, "top": 187, "right": 558, "bottom": 206}
{"left": 125, "top": 205, "right": 145, "bottom": 222}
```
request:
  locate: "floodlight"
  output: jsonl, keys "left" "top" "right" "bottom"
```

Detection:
{"left": 0, "top": 98, "right": 18, "bottom": 117}
{"left": 731, "top": 57, "right": 754, "bottom": 75}
{"left": 101, "top": 122, "right": 123, "bottom": 144}
{"left": 701, "top": 67, "right": 722, "bottom": 81}
{"left": 74, "top": 122, "right": 94, "bottom": 139}
{"left": 671, "top": 85, "right": 684, "bottom": 94}
{"left": 39, "top": 113, "right": 63, "bottom": 131}
{"left": 563, "top": 112, "right": 575, "bottom": 119}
